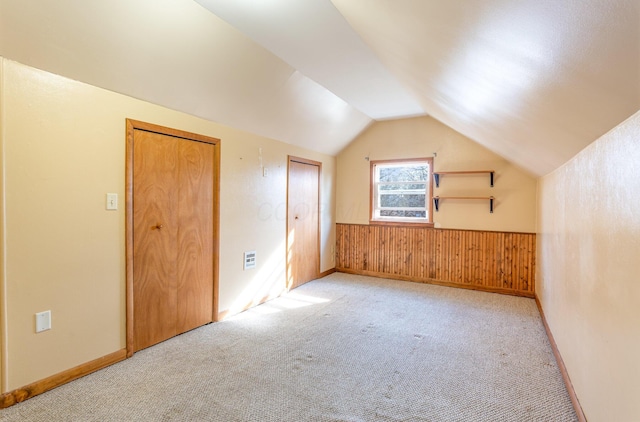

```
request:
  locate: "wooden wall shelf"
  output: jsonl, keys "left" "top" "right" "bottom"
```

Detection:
{"left": 433, "top": 170, "right": 494, "bottom": 187}
{"left": 433, "top": 196, "right": 495, "bottom": 213}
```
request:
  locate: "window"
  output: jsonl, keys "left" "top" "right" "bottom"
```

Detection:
{"left": 370, "top": 158, "right": 433, "bottom": 225}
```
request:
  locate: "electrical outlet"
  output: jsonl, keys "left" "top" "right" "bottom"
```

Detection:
{"left": 35, "top": 310, "right": 51, "bottom": 333}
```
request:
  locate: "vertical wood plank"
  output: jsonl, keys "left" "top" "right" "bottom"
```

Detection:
{"left": 437, "top": 229, "right": 443, "bottom": 281}
{"left": 372, "top": 224, "right": 378, "bottom": 273}
{"left": 431, "top": 229, "right": 437, "bottom": 279}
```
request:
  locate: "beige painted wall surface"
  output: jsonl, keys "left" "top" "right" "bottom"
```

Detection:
{"left": 537, "top": 110, "right": 640, "bottom": 421}
{"left": 0, "top": 54, "right": 5, "bottom": 390}
{"left": 336, "top": 116, "right": 537, "bottom": 233}
{"left": 0, "top": 58, "right": 336, "bottom": 391}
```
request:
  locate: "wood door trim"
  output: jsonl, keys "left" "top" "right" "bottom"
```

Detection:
{"left": 286, "top": 156, "right": 322, "bottom": 289}
{"left": 127, "top": 119, "right": 219, "bottom": 145}
{"left": 289, "top": 156, "right": 321, "bottom": 166}
{"left": 125, "top": 119, "right": 221, "bottom": 357}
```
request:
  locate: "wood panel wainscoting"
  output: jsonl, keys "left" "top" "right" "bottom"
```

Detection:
{"left": 336, "top": 223, "right": 535, "bottom": 297}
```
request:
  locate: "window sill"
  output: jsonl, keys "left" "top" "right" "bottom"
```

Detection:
{"left": 369, "top": 219, "right": 434, "bottom": 228}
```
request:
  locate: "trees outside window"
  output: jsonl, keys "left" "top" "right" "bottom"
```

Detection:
{"left": 370, "top": 158, "right": 433, "bottom": 225}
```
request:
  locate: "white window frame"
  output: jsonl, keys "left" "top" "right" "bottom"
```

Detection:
{"left": 370, "top": 158, "right": 434, "bottom": 226}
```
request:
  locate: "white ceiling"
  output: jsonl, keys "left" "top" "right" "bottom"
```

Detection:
{"left": 331, "top": 0, "right": 640, "bottom": 175}
{"left": 194, "top": 0, "right": 425, "bottom": 120}
{"left": 0, "top": 0, "right": 372, "bottom": 156}
{"left": 1, "top": 0, "right": 638, "bottom": 176}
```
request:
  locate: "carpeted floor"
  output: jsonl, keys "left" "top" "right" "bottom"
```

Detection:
{"left": 0, "top": 273, "right": 577, "bottom": 421}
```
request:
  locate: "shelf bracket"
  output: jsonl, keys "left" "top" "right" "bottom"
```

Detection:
{"left": 490, "top": 171, "right": 494, "bottom": 187}
{"left": 490, "top": 197, "right": 494, "bottom": 213}
{"left": 434, "top": 173, "right": 440, "bottom": 188}
{"left": 434, "top": 197, "right": 440, "bottom": 212}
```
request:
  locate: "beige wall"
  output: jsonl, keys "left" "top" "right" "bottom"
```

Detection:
{"left": 336, "top": 116, "right": 537, "bottom": 233}
{"left": 0, "top": 58, "right": 336, "bottom": 391}
{"left": 537, "top": 110, "right": 640, "bottom": 421}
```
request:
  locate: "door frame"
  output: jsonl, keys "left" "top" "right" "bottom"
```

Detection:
{"left": 125, "top": 119, "right": 221, "bottom": 357}
{"left": 286, "top": 155, "right": 322, "bottom": 289}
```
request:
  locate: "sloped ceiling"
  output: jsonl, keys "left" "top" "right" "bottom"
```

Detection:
{"left": 0, "top": 0, "right": 372, "bottom": 155}
{"left": 1, "top": 0, "right": 639, "bottom": 176}
{"left": 194, "top": 0, "right": 425, "bottom": 120}
{"left": 331, "top": 0, "right": 640, "bottom": 175}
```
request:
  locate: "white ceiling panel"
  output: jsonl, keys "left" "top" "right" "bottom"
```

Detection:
{"left": 195, "top": 0, "right": 425, "bottom": 120}
{"left": 0, "top": 0, "right": 371, "bottom": 156}
{"left": 331, "top": 0, "right": 640, "bottom": 176}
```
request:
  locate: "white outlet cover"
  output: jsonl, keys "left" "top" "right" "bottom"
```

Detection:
{"left": 35, "top": 310, "right": 51, "bottom": 333}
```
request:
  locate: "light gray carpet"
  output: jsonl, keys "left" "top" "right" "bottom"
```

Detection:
{"left": 0, "top": 273, "right": 577, "bottom": 421}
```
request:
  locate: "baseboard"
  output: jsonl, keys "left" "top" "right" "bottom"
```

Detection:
{"left": 534, "top": 295, "right": 587, "bottom": 422}
{"left": 218, "top": 270, "right": 336, "bottom": 321}
{"left": 217, "top": 292, "right": 282, "bottom": 321}
{"left": 318, "top": 268, "right": 336, "bottom": 278}
{"left": 217, "top": 309, "right": 230, "bottom": 321}
{"left": 0, "top": 348, "right": 127, "bottom": 409}
{"left": 336, "top": 268, "right": 535, "bottom": 298}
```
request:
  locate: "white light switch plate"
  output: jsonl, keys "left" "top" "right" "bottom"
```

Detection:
{"left": 106, "top": 193, "right": 118, "bottom": 210}
{"left": 35, "top": 310, "right": 51, "bottom": 333}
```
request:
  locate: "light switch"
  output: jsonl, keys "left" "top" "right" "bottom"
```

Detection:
{"left": 106, "top": 193, "right": 118, "bottom": 210}
{"left": 35, "top": 310, "right": 51, "bottom": 333}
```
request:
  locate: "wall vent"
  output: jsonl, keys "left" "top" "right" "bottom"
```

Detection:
{"left": 243, "top": 251, "right": 257, "bottom": 270}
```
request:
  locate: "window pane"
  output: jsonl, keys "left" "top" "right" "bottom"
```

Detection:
{"left": 371, "top": 159, "right": 431, "bottom": 223}
{"left": 380, "top": 194, "right": 425, "bottom": 208}
{"left": 379, "top": 165, "right": 428, "bottom": 182}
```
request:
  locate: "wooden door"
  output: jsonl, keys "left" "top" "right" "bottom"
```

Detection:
{"left": 133, "top": 131, "right": 179, "bottom": 350}
{"left": 130, "top": 122, "right": 217, "bottom": 353}
{"left": 287, "top": 157, "right": 321, "bottom": 289}
{"left": 176, "top": 140, "right": 213, "bottom": 334}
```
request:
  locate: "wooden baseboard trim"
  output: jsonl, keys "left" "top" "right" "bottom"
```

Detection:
{"left": 218, "top": 291, "right": 284, "bottom": 321}
{"left": 318, "top": 268, "right": 336, "bottom": 278}
{"left": 217, "top": 309, "right": 230, "bottom": 321}
{"left": 218, "top": 270, "right": 336, "bottom": 320}
{"left": 336, "top": 268, "right": 535, "bottom": 298}
{"left": 0, "top": 348, "right": 127, "bottom": 409}
{"left": 534, "top": 295, "right": 586, "bottom": 422}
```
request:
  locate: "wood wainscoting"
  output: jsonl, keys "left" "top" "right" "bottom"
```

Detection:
{"left": 336, "top": 223, "right": 535, "bottom": 297}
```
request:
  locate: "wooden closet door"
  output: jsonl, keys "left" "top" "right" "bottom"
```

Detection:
{"left": 133, "top": 131, "right": 180, "bottom": 351}
{"left": 133, "top": 131, "right": 214, "bottom": 352}
{"left": 176, "top": 139, "right": 213, "bottom": 333}
{"left": 287, "top": 158, "right": 320, "bottom": 289}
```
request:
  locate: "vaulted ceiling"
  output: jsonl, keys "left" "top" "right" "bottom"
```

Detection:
{"left": 1, "top": 0, "right": 638, "bottom": 176}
